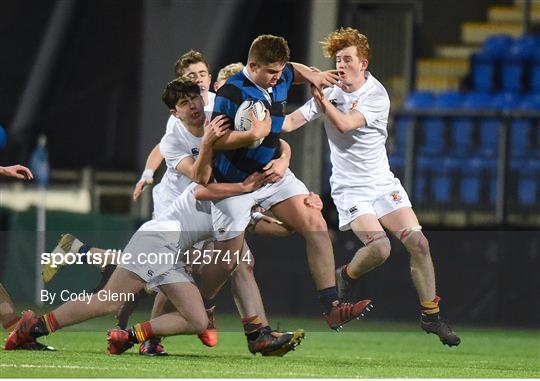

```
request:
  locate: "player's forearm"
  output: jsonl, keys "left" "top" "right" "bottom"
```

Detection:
{"left": 322, "top": 100, "right": 363, "bottom": 133}
{"left": 146, "top": 144, "right": 164, "bottom": 172}
{"left": 213, "top": 130, "right": 260, "bottom": 150}
{"left": 279, "top": 139, "right": 291, "bottom": 162}
{"left": 194, "top": 182, "right": 247, "bottom": 201}
{"left": 282, "top": 111, "right": 308, "bottom": 133}
{"left": 291, "top": 62, "right": 315, "bottom": 85}
{"left": 188, "top": 143, "right": 213, "bottom": 185}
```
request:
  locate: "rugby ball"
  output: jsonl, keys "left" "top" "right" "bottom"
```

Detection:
{"left": 234, "top": 100, "right": 266, "bottom": 149}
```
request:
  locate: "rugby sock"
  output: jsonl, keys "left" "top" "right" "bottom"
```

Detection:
{"left": 242, "top": 315, "right": 263, "bottom": 340}
{"left": 420, "top": 295, "right": 441, "bottom": 322}
{"left": 130, "top": 322, "right": 153, "bottom": 343}
{"left": 318, "top": 286, "right": 339, "bottom": 313}
{"left": 3, "top": 317, "right": 19, "bottom": 332}
{"left": 30, "top": 312, "right": 59, "bottom": 338}
{"left": 342, "top": 265, "right": 356, "bottom": 282}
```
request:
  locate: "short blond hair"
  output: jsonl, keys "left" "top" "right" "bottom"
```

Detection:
{"left": 321, "top": 27, "right": 370, "bottom": 61}
{"left": 248, "top": 35, "right": 290, "bottom": 66}
{"left": 217, "top": 62, "right": 245, "bottom": 83}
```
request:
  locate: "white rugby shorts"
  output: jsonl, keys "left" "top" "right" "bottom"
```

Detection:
{"left": 211, "top": 169, "right": 309, "bottom": 241}
{"left": 118, "top": 219, "right": 193, "bottom": 289}
{"left": 333, "top": 177, "right": 412, "bottom": 231}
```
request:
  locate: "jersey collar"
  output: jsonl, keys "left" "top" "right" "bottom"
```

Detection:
{"left": 242, "top": 67, "right": 273, "bottom": 103}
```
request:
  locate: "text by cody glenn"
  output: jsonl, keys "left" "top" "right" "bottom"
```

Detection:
{"left": 40, "top": 289, "right": 135, "bottom": 305}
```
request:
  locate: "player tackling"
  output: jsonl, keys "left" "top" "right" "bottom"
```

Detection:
{"left": 283, "top": 27, "right": 460, "bottom": 346}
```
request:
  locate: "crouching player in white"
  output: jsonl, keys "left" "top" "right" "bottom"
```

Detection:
{"left": 5, "top": 181, "right": 303, "bottom": 356}
{"left": 283, "top": 27, "right": 460, "bottom": 346}
{"left": 5, "top": 184, "right": 213, "bottom": 354}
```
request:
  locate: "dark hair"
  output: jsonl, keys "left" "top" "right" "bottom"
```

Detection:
{"left": 161, "top": 77, "right": 200, "bottom": 109}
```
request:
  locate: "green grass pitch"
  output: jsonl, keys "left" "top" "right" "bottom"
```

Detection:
{"left": 1, "top": 313, "right": 539, "bottom": 378}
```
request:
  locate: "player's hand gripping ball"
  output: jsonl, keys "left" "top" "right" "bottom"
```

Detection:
{"left": 234, "top": 100, "right": 266, "bottom": 149}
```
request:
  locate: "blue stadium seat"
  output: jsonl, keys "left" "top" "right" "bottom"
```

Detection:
{"left": 492, "top": 92, "right": 521, "bottom": 111}
{"left": 515, "top": 93, "right": 540, "bottom": 159}
{"left": 471, "top": 51, "right": 497, "bottom": 92}
{"left": 431, "top": 156, "right": 461, "bottom": 204}
{"left": 460, "top": 156, "right": 498, "bottom": 205}
{"left": 463, "top": 92, "right": 493, "bottom": 109}
{"left": 473, "top": 93, "right": 520, "bottom": 159}
{"left": 392, "top": 116, "right": 412, "bottom": 155}
{"left": 518, "top": 179, "right": 537, "bottom": 206}
{"left": 517, "top": 159, "right": 540, "bottom": 206}
{"left": 435, "top": 91, "right": 464, "bottom": 109}
{"left": 531, "top": 49, "right": 540, "bottom": 92}
{"left": 449, "top": 116, "right": 474, "bottom": 157}
{"left": 520, "top": 92, "right": 540, "bottom": 111}
{"left": 389, "top": 116, "right": 413, "bottom": 176}
{"left": 501, "top": 51, "right": 525, "bottom": 93}
{"left": 459, "top": 157, "right": 482, "bottom": 204}
{"left": 415, "top": 155, "right": 439, "bottom": 203}
{"left": 459, "top": 93, "right": 495, "bottom": 157}
{"left": 510, "top": 119, "right": 532, "bottom": 158}
{"left": 389, "top": 153, "right": 405, "bottom": 173}
{"left": 472, "top": 35, "right": 513, "bottom": 92}
{"left": 434, "top": 92, "right": 466, "bottom": 156}
{"left": 483, "top": 35, "right": 514, "bottom": 57}
{"left": 418, "top": 92, "right": 466, "bottom": 157}
{"left": 404, "top": 91, "right": 435, "bottom": 109}
{"left": 419, "top": 116, "right": 446, "bottom": 156}
{"left": 501, "top": 36, "right": 537, "bottom": 93}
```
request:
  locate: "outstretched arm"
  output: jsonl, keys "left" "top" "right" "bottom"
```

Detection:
{"left": 282, "top": 110, "right": 309, "bottom": 133}
{"left": 0, "top": 165, "right": 33, "bottom": 180}
{"left": 133, "top": 144, "right": 163, "bottom": 201}
{"left": 194, "top": 172, "right": 265, "bottom": 201}
{"left": 291, "top": 62, "right": 339, "bottom": 89}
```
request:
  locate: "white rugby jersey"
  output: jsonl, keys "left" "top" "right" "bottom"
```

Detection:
{"left": 157, "top": 119, "right": 203, "bottom": 201}
{"left": 158, "top": 183, "right": 215, "bottom": 251}
{"left": 299, "top": 72, "right": 395, "bottom": 191}
{"left": 156, "top": 91, "right": 215, "bottom": 200}
{"left": 205, "top": 92, "right": 216, "bottom": 120}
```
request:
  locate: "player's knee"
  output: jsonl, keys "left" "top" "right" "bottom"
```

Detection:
{"left": 299, "top": 211, "right": 328, "bottom": 232}
{"left": 223, "top": 260, "right": 239, "bottom": 274}
{"left": 103, "top": 298, "right": 124, "bottom": 315}
{"left": 368, "top": 237, "right": 392, "bottom": 265}
{"left": 405, "top": 231, "right": 430, "bottom": 257}
{"left": 236, "top": 257, "right": 254, "bottom": 274}
{"left": 193, "top": 314, "right": 209, "bottom": 334}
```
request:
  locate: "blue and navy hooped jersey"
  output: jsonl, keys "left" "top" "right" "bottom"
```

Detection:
{"left": 211, "top": 63, "right": 295, "bottom": 183}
